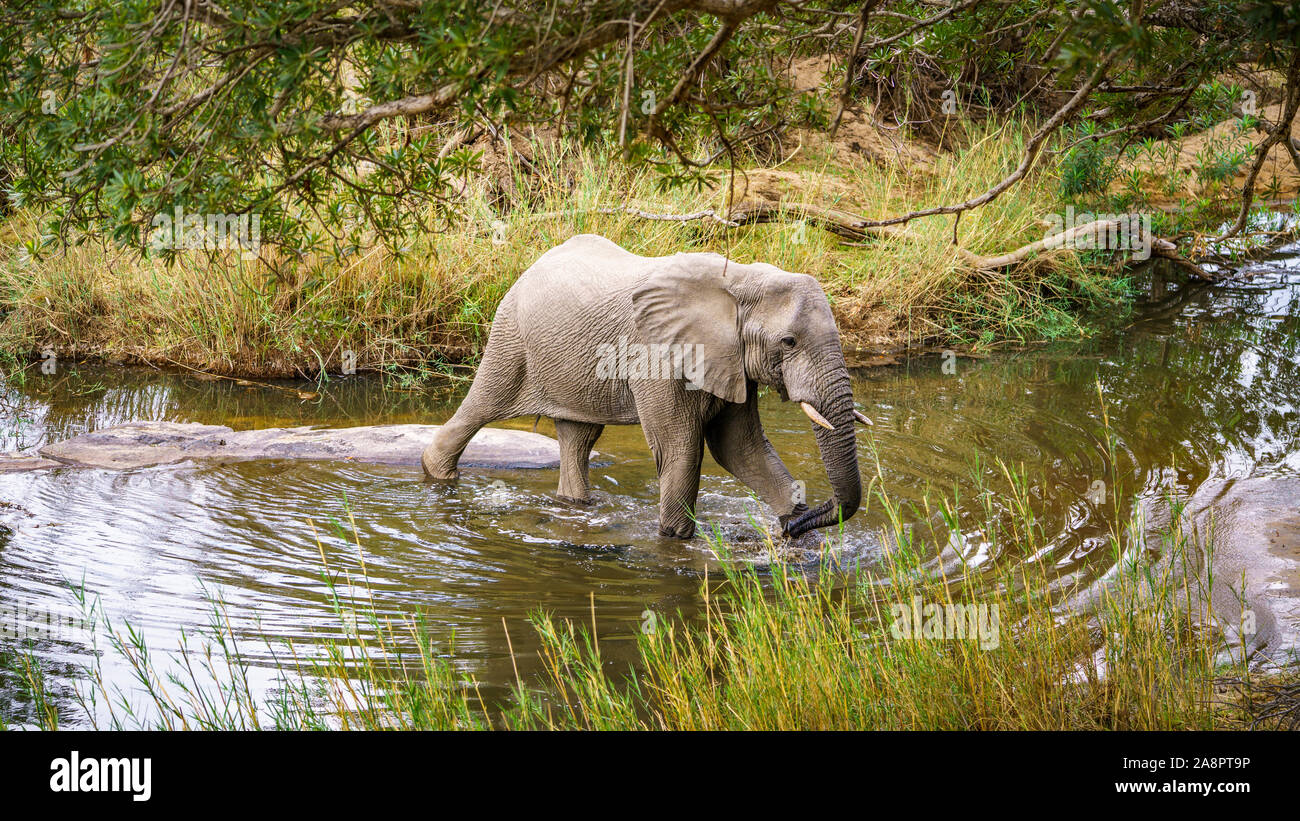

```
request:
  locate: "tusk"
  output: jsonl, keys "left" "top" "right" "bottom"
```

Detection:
{"left": 853, "top": 410, "right": 873, "bottom": 426}
{"left": 799, "top": 402, "right": 834, "bottom": 430}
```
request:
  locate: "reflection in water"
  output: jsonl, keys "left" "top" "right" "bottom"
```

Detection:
{"left": 2, "top": 247, "right": 1300, "bottom": 725}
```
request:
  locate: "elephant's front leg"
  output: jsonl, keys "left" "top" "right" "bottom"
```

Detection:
{"left": 704, "top": 393, "right": 807, "bottom": 532}
{"left": 643, "top": 423, "right": 706, "bottom": 539}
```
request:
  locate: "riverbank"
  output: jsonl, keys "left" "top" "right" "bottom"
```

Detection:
{"left": 0, "top": 119, "right": 1225, "bottom": 382}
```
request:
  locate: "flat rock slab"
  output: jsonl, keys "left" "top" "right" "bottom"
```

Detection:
{"left": 33, "top": 421, "right": 563, "bottom": 471}
{"left": 0, "top": 453, "right": 65, "bottom": 473}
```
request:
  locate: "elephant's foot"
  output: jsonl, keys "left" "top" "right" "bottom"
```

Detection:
{"left": 782, "top": 527, "right": 830, "bottom": 551}
{"left": 420, "top": 443, "right": 460, "bottom": 480}
{"left": 556, "top": 477, "right": 592, "bottom": 503}
{"left": 658, "top": 521, "right": 696, "bottom": 539}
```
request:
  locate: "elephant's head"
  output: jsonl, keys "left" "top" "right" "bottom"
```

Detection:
{"left": 632, "top": 255, "right": 862, "bottom": 538}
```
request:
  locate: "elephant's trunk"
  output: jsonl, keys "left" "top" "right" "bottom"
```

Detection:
{"left": 784, "top": 364, "right": 861, "bottom": 538}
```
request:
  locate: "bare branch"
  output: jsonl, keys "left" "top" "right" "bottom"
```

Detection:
{"left": 853, "top": 53, "right": 1114, "bottom": 230}
{"left": 1218, "top": 52, "right": 1300, "bottom": 242}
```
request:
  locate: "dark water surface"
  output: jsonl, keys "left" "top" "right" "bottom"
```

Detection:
{"left": 2, "top": 248, "right": 1299, "bottom": 726}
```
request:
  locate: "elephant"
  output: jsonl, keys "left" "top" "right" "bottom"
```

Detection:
{"left": 421, "top": 233, "right": 867, "bottom": 539}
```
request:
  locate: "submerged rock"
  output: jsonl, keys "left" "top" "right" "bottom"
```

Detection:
{"left": 26, "top": 421, "right": 563, "bottom": 471}
{"left": 1054, "top": 474, "right": 1300, "bottom": 672}
{"left": 1182, "top": 475, "right": 1300, "bottom": 666}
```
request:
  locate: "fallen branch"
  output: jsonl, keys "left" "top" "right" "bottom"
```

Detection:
{"left": 520, "top": 205, "right": 742, "bottom": 226}
{"left": 724, "top": 201, "right": 1204, "bottom": 276}
{"left": 962, "top": 219, "right": 1182, "bottom": 272}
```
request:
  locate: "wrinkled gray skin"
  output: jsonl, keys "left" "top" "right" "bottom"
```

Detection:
{"left": 422, "top": 234, "right": 861, "bottom": 539}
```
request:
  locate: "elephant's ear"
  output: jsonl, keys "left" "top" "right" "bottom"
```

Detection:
{"left": 631, "top": 260, "right": 746, "bottom": 404}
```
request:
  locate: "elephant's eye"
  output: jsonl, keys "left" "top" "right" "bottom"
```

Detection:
{"left": 780, "top": 335, "right": 797, "bottom": 350}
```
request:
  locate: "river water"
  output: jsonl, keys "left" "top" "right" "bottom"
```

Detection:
{"left": 2, "top": 249, "right": 1299, "bottom": 726}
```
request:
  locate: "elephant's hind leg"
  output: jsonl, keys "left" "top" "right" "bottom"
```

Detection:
{"left": 422, "top": 339, "right": 526, "bottom": 480}
{"left": 422, "top": 402, "right": 492, "bottom": 480}
{"left": 554, "top": 419, "right": 604, "bottom": 503}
